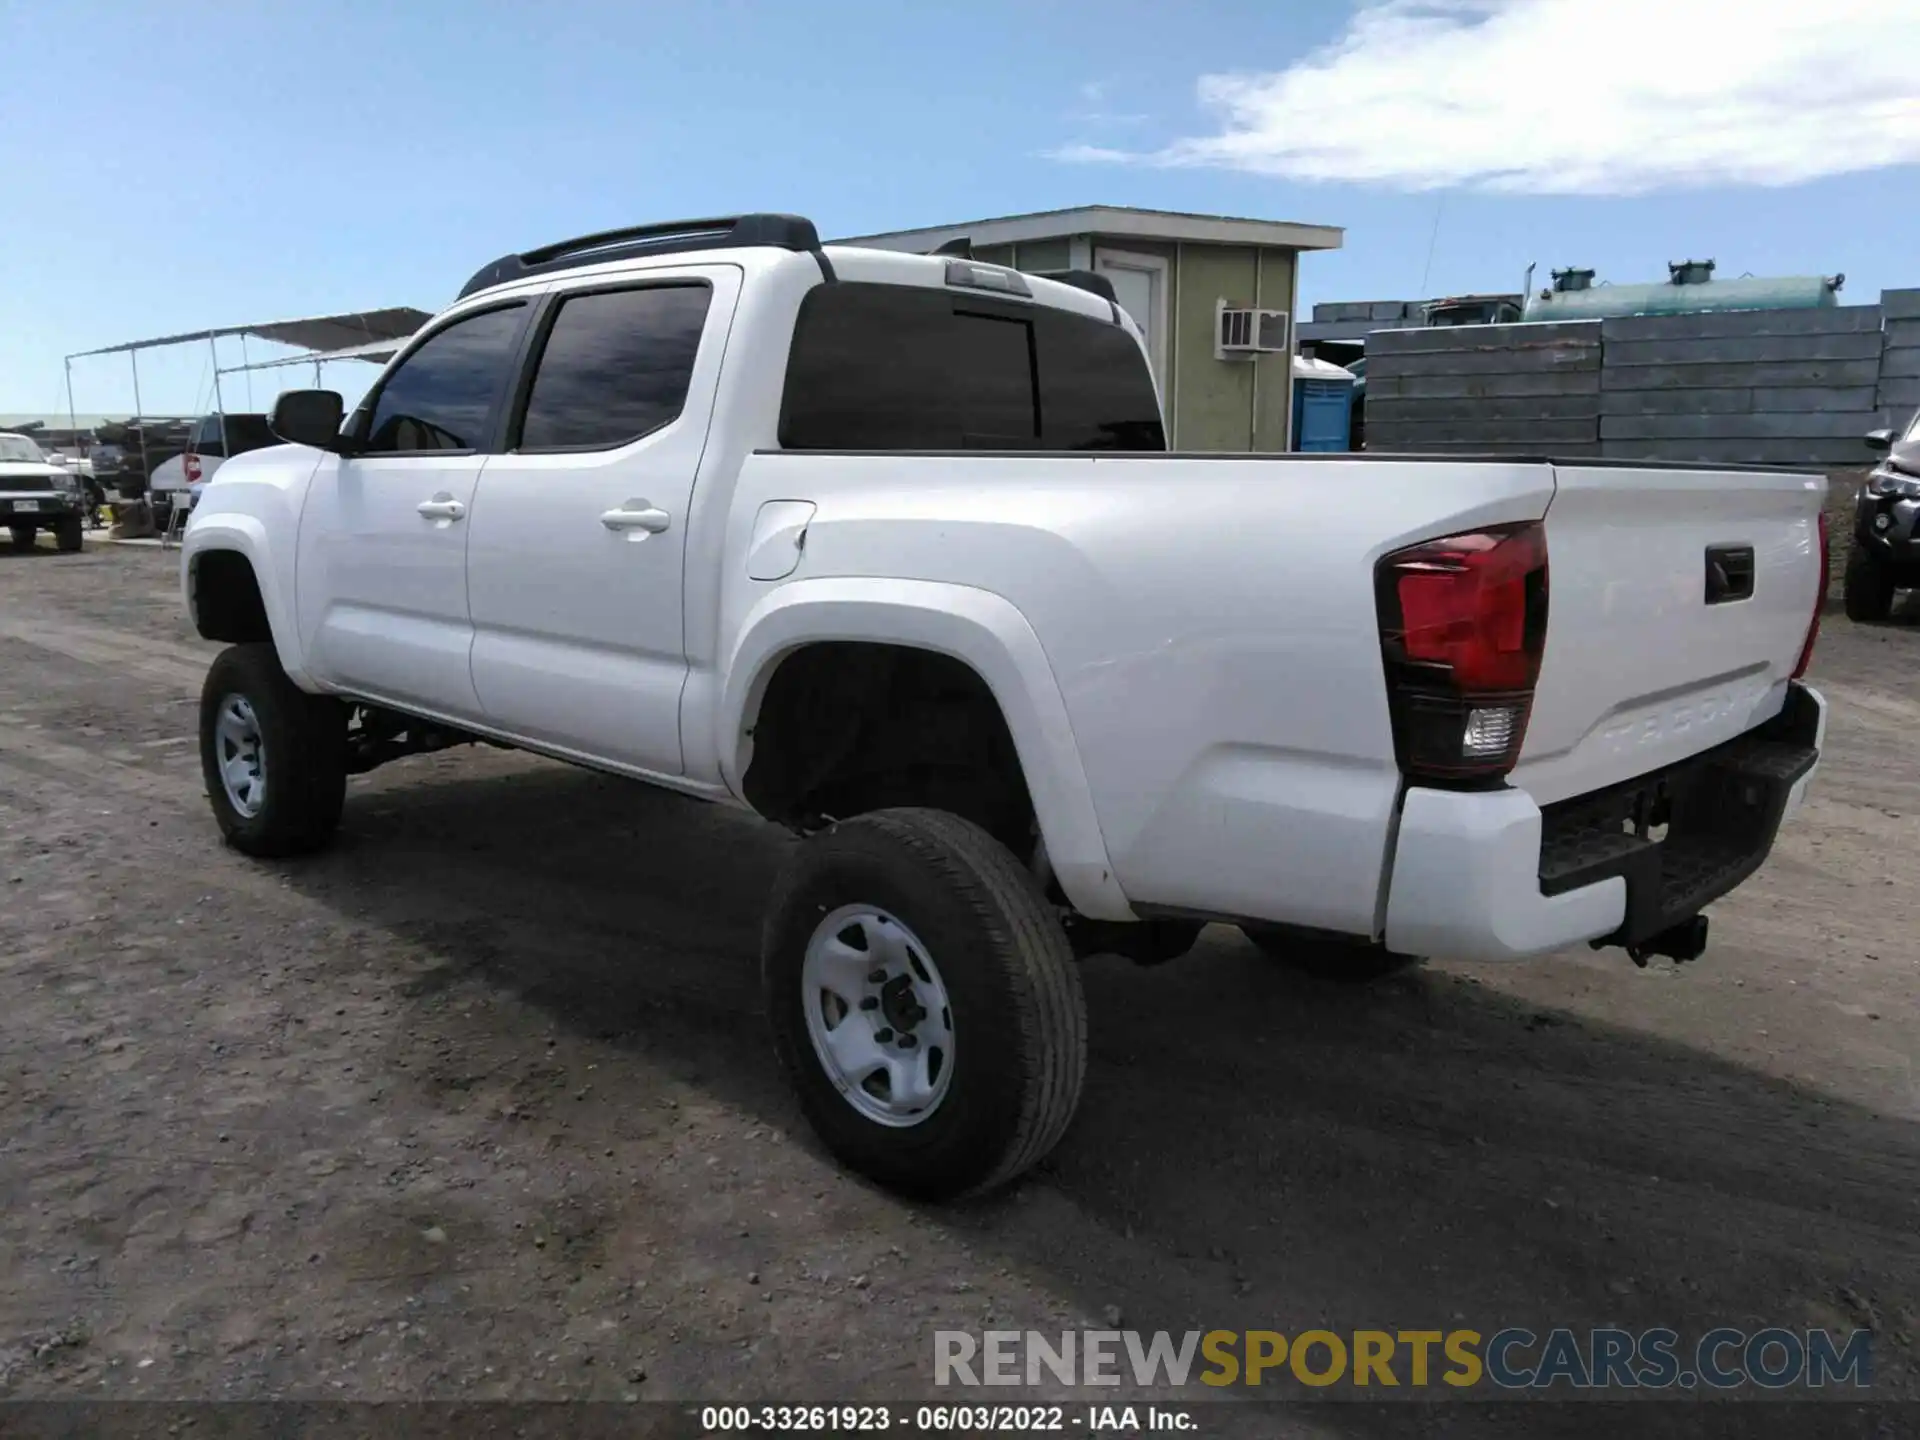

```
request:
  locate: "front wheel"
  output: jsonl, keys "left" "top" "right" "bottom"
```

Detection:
{"left": 198, "top": 643, "right": 348, "bottom": 857}
{"left": 53, "top": 515, "right": 83, "bottom": 552}
{"left": 763, "top": 808, "right": 1087, "bottom": 1200}
{"left": 1842, "top": 542, "right": 1897, "bottom": 622}
{"left": 1240, "top": 925, "right": 1424, "bottom": 983}
{"left": 8, "top": 523, "right": 35, "bottom": 551}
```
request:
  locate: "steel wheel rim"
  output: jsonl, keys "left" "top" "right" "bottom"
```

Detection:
{"left": 801, "top": 904, "right": 955, "bottom": 1128}
{"left": 214, "top": 694, "right": 267, "bottom": 818}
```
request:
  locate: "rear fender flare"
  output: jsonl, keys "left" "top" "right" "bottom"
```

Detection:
{"left": 718, "top": 577, "right": 1134, "bottom": 921}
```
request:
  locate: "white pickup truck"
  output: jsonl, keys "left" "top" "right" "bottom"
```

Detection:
{"left": 181, "top": 214, "right": 1829, "bottom": 1199}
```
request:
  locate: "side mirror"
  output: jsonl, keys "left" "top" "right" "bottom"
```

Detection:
{"left": 269, "top": 390, "right": 349, "bottom": 451}
{"left": 1865, "top": 428, "right": 1895, "bottom": 454}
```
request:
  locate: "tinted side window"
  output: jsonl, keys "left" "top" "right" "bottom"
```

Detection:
{"left": 363, "top": 304, "right": 525, "bottom": 453}
{"left": 518, "top": 285, "right": 712, "bottom": 450}
{"left": 779, "top": 282, "right": 1163, "bottom": 452}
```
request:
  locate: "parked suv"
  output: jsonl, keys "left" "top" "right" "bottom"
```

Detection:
{"left": 181, "top": 213, "right": 1828, "bottom": 1199}
{"left": 0, "top": 432, "right": 86, "bottom": 551}
{"left": 1846, "top": 411, "right": 1920, "bottom": 620}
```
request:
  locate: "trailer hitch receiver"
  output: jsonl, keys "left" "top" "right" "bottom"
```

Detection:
{"left": 1622, "top": 914, "right": 1710, "bottom": 968}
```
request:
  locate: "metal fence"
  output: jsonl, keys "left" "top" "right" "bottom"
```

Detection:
{"left": 1880, "top": 289, "right": 1920, "bottom": 426}
{"left": 1364, "top": 290, "right": 1917, "bottom": 466}
{"left": 1364, "top": 322, "right": 1602, "bottom": 457}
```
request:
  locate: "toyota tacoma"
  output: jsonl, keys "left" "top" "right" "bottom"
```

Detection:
{"left": 179, "top": 214, "right": 1829, "bottom": 1198}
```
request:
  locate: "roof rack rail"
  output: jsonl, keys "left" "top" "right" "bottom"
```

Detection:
{"left": 1032, "top": 269, "right": 1119, "bottom": 305}
{"left": 458, "top": 213, "right": 823, "bottom": 299}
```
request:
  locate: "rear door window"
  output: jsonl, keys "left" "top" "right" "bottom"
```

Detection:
{"left": 515, "top": 284, "right": 712, "bottom": 451}
{"left": 779, "top": 281, "right": 1163, "bottom": 452}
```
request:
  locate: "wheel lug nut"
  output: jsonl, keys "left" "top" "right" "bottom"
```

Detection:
{"left": 867, "top": 969, "right": 887, "bottom": 984}
{"left": 859, "top": 997, "right": 878, "bottom": 1010}
{"left": 898, "top": 1035, "right": 918, "bottom": 1050}
{"left": 874, "top": 1027, "right": 893, "bottom": 1043}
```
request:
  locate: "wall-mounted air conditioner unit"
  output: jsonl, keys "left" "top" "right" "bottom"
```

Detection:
{"left": 1216, "top": 302, "right": 1290, "bottom": 361}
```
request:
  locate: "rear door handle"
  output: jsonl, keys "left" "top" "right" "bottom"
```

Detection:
{"left": 600, "top": 502, "right": 671, "bottom": 535}
{"left": 417, "top": 495, "right": 466, "bottom": 522}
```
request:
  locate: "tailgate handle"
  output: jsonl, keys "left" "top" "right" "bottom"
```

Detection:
{"left": 1704, "top": 545, "right": 1755, "bottom": 605}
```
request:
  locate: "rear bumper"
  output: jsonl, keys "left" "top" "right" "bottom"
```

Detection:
{"left": 1384, "top": 682, "right": 1825, "bottom": 961}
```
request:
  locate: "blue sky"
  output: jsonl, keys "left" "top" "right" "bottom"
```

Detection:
{"left": 5, "top": 0, "right": 1918, "bottom": 417}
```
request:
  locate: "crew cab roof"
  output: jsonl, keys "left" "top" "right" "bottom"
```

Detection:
{"left": 455, "top": 211, "right": 1121, "bottom": 327}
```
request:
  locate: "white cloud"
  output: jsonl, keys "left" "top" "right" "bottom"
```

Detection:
{"left": 1052, "top": 0, "right": 1920, "bottom": 195}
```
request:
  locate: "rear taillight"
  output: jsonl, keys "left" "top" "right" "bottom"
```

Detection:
{"left": 183, "top": 452, "right": 202, "bottom": 484}
{"left": 1375, "top": 521, "right": 1549, "bottom": 785}
{"left": 1792, "top": 510, "right": 1828, "bottom": 680}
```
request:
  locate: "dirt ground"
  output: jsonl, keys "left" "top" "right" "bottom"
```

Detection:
{"left": 1, "top": 539, "right": 1917, "bottom": 1436}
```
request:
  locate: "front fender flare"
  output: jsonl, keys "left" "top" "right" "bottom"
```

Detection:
{"left": 717, "top": 577, "right": 1134, "bottom": 922}
{"left": 181, "top": 518, "right": 316, "bottom": 690}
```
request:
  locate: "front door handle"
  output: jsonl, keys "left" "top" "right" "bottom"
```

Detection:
{"left": 417, "top": 495, "right": 466, "bottom": 522}
{"left": 600, "top": 501, "right": 671, "bottom": 535}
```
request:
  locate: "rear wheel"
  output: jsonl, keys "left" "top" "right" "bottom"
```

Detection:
{"left": 1239, "top": 925, "right": 1423, "bottom": 984}
{"left": 1842, "top": 542, "right": 1896, "bottom": 622}
{"left": 53, "top": 515, "right": 83, "bottom": 553}
{"left": 8, "top": 523, "right": 35, "bottom": 551}
{"left": 763, "top": 808, "right": 1087, "bottom": 1200}
{"left": 199, "top": 643, "right": 348, "bottom": 857}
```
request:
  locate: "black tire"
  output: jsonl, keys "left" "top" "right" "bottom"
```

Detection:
{"left": 52, "top": 515, "right": 83, "bottom": 553}
{"left": 1240, "top": 925, "right": 1423, "bottom": 983}
{"left": 8, "top": 523, "right": 35, "bottom": 551}
{"left": 763, "top": 808, "right": 1087, "bottom": 1200}
{"left": 1842, "top": 542, "right": 1896, "bottom": 623}
{"left": 198, "top": 643, "right": 348, "bottom": 857}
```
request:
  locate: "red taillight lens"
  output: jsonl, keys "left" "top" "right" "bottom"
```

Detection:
{"left": 1792, "top": 510, "right": 1827, "bottom": 680}
{"left": 1377, "top": 522, "right": 1549, "bottom": 784}
{"left": 183, "top": 452, "right": 202, "bottom": 484}
{"left": 1394, "top": 525, "right": 1547, "bottom": 690}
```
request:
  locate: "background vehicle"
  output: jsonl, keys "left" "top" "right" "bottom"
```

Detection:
{"left": 0, "top": 431, "right": 87, "bottom": 551}
{"left": 1846, "top": 410, "right": 1920, "bottom": 620}
{"left": 180, "top": 213, "right": 1829, "bottom": 1200}
{"left": 149, "top": 412, "right": 278, "bottom": 522}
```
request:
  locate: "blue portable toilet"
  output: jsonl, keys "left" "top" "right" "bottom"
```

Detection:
{"left": 1291, "top": 356, "right": 1357, "bottom": 452}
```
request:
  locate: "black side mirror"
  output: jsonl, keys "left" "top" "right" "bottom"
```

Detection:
{"left": 1865, "top": 428, "right": 1895, "bottom": 454}
{"left": 269, "top": 390, "right": 348, "bottom": 451}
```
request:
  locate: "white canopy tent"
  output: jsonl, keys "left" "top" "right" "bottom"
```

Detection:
{"left": 63, "top": 307, "right": 429, "bottom": 476}
{"left": 214, "top": 332, "right": 415, "bottom": 390}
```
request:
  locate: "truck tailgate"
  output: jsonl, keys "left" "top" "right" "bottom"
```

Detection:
{"left": 1511, "top": 462, "right": 1825, "bottom": 806}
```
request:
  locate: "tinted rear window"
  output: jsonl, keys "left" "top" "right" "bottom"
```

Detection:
{"left": 779, "top": 282, "right": 1164, "bottom": 452}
